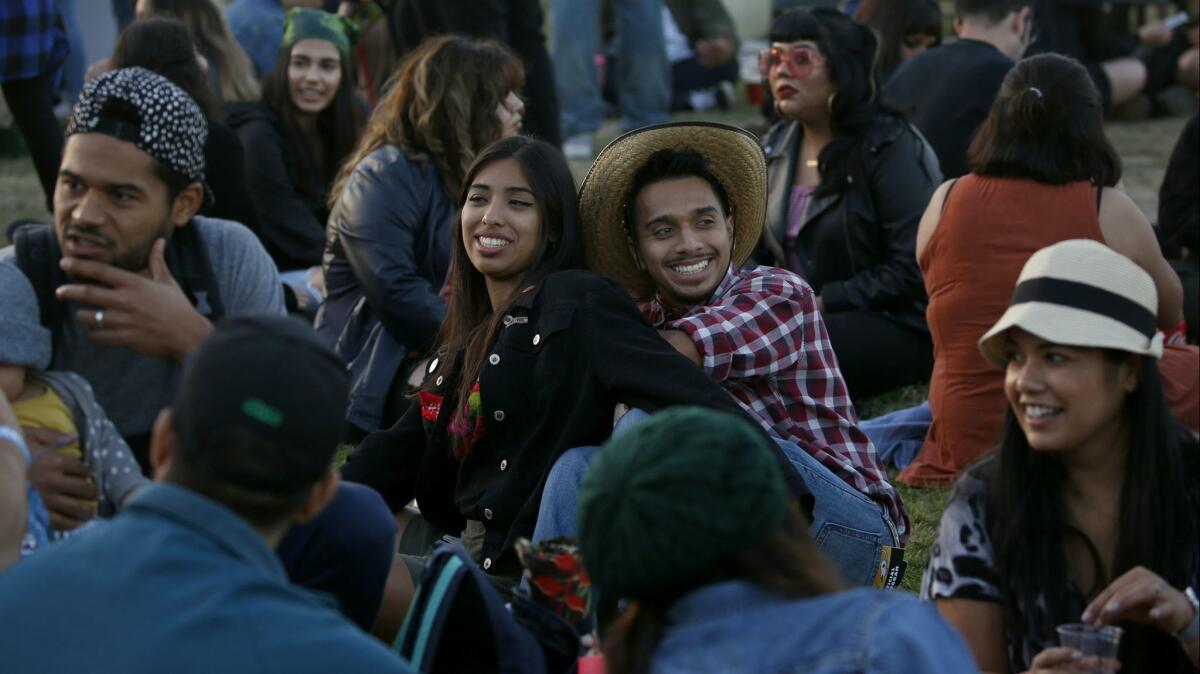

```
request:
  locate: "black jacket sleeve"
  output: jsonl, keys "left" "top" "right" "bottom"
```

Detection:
{"left": 1159, "top": 114, "right": 1199, "bottom": 255}
{"left": 821, "top": 127, "right": 940, "bottom": 313}
{"left": 341, "top": 398, "right": 427, "bottom": 512}
{"left": 237, "top": 117, "right": 328, "bottom": 269}
{"left": 334, "top": 152, "right": 446, "bottom": 352}
{"left": 575, "top": 273, "right": 812, "bottom": 501}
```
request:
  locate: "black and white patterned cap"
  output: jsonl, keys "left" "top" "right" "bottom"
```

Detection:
{"left": 66, "top": 67, "right": 210, "bottom": 200}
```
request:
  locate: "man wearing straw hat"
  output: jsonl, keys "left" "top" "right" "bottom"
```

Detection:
{"left": 570, "top": 121, "right": 909, "bottom": 586}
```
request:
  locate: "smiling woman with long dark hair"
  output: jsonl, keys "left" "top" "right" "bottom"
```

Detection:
{"left": 226, "top": 8, "right": 361, "bottom": 277}
{"left": 923, "top": 240, "right": 1200, "bottom": 674}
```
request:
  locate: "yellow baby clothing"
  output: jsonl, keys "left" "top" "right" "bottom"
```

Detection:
{"left": 13, "top": 381, "right": 81, "bottom": 460}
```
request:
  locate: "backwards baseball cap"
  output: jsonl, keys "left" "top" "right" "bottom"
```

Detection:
{"left": 172, "top": 316, "right": 349, "bottom": 495}
{"left": 66, "top": 67, "right": 210, "bottom": 203}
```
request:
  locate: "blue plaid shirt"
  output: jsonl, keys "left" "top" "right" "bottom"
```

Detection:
{"left": 0, "top": 0, "right": 69, "bottom": 81}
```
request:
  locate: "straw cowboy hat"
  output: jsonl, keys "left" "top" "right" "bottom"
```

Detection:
{"left": 578, "top": 121, "right": 767, "bottom": 299}
{"left": 978, "top": 239, "right": 1164, "bottom": 367}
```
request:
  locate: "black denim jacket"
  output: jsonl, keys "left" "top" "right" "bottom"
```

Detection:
{"left": 343, "top": 270, "right": 808, "bottom": 578}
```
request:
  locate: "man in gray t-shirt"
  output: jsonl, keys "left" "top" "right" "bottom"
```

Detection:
{"left": 1, "top": 67, "right": 283, "bottom": 528}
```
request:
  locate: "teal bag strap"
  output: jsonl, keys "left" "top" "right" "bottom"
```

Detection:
{"left": 392, "top": 555, "right": 467, "bottom": 670}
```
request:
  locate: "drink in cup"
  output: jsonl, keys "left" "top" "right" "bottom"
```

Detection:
{"left": 1056, "top": 623, "right": 1122, "bottom": 673}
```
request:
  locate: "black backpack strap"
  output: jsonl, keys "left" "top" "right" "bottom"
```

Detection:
{"left": 12, "top": 223, "right": 67, "bottom": 355}
{"left": 168, "top": 223, "right": 225, "bottom": 323}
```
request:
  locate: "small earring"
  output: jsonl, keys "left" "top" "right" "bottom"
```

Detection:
{"left": 827, "top": 92, "right": 837, "bottom": 113}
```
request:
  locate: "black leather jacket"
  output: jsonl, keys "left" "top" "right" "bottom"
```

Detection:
{"left": 316, "top": 145, "right": 456, "bottom": 432}
{"left": 758, "top": 115, "right": 941, "bottom": 333}
{"left": 343, "top": 270, "right": 810, "bottom": 579}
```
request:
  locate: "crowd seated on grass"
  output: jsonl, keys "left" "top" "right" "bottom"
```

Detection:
{"left": 1, "top": 2, "right": 1198, "bottom": 673}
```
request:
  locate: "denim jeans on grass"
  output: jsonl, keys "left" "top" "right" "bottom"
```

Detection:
{"left": 859, "top": 401, "right": 931, "bottom": 469}
{"left": 533, "top": 410, "right": 899, "bottom": 587}
{"left": 550, "top": 0, "right": 669, "bottom": 137}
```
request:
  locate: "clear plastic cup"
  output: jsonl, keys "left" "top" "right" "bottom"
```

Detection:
{"left": 1056, "top": 623, "right": 1123, "bottom": 673}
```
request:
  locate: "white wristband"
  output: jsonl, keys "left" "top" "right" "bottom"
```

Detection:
{"left": 0, "top": 425, "right": 30, "bottom": 463}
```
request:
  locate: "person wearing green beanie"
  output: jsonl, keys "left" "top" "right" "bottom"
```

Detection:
{"left": 578, "top": 406, "right": 981, "bottom": 674}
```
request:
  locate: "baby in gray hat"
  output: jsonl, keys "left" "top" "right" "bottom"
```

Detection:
{"left": 0, "top": 263, "right": 146, "bottom": 552}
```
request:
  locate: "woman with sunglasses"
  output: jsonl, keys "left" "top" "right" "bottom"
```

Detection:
{"left": 923, "top": 240, "right": 1199, "bottom": 674}
{"left": 758, "top": 8, "right": 941, "bottom": 402}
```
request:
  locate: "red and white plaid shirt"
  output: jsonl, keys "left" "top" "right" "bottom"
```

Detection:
{"left": 640, "top": 264, "right": 909, "bottom": 542}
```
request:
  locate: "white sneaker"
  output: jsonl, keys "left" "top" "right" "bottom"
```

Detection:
{"left": 562, "top": 133, "right": 592, "bottom": 160}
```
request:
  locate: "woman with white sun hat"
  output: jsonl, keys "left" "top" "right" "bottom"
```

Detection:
{"left": 924, "top": 239, "right": 1200, "bottom": 674}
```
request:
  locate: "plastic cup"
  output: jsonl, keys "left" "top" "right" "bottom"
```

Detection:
{"left": 1056, "top": 623, "right": 1123, "bottom": 673}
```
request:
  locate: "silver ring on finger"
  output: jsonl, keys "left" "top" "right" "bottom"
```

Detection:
{"left": 95, "top": 309, "right": 105, "bottom": 330}
{"left": 1154, "top": 582, "right": 1164, "bottom": 596}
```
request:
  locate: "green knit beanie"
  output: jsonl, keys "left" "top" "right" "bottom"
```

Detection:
{"left": 281, "top": 8, "right": 358, "bottom": 61}
{"left": 576, "top": 407, "right": 789, "bottom": 599}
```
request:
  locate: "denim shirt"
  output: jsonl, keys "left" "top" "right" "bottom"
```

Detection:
{"left": 0, "top": 483, "right": 411, "bottom": 674}
{"left": 650, "top": 580, "right": 979, "bottom": 674}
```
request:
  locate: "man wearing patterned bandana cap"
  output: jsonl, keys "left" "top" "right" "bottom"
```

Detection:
{"left": 0, "top": 67, "right": 399, "bottom": 631}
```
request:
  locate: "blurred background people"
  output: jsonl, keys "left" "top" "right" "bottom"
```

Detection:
{"left": 854, "top": 0, "right": 943, "bottom": 84}
{"left": 134, "top": 0, "right": 261, "bottom": 103}
{"left": 552, "top": 0, "right": 670, "bottom": 158}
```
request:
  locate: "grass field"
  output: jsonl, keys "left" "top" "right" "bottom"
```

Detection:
{"left": 0, "top": 104, "right": 1188, "bottom": 594}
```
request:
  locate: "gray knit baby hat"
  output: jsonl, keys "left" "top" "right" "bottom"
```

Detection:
{"left": 0, "top": 263, "right": 52, "bottom": 370}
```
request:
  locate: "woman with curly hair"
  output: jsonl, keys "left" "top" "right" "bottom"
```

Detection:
{"left": 226, "top": 8, "right": 363, "bottom": 302}
{"left": 317, "top": 35, "right": 526, "bottom": 437}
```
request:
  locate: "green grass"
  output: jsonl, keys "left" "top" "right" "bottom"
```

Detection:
{"left": 855, "top": 382, "right": 948, "bottom": 594}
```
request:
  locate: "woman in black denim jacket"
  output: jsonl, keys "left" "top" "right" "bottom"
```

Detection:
{"left": 343, "top": 136, "right": 808, "bottom": 638}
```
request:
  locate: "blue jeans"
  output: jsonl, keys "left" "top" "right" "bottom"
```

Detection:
{"left": 775, "top": 439, "right": 899, "bottom": 587}
{"left": 859, "top": 401, "right": 931, "bottom": 469}
{"left": 550, "top": 0, "right": 669, "bottom": 137}
{"left": 534, "top": 411, "right": 898, "bottom": 587}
